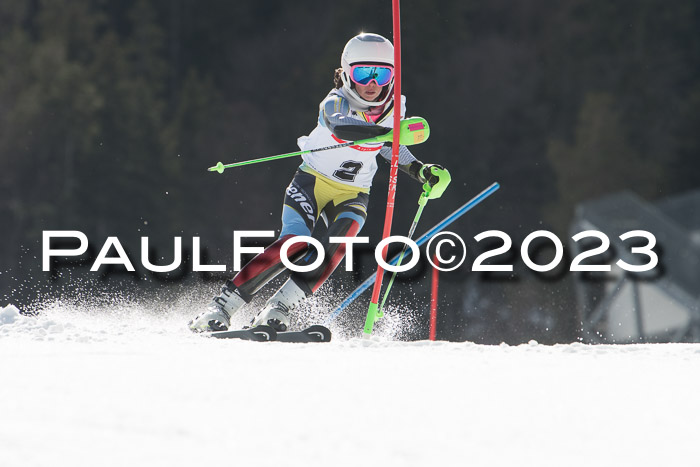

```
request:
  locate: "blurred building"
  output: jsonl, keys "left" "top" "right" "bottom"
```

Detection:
{"left": 571, "top": 190, "right": 700, "bottom": 343}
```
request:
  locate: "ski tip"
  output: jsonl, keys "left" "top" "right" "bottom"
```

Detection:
{"left": 305, "top": 325, "right": 332, "bottom": 342}
{"left": 306, "top": 324, "right": 333, "bottom": 342}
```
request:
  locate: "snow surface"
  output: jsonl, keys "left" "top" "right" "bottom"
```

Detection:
{"left": 1, "top": 301, "right": 699, "bottom": 467}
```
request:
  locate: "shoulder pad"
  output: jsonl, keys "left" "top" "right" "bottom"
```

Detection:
{"left": 319, "top": 90, "right": 351, "bottom": 127}
{"left": 322, "top": 92, "right": 350, "bottom": 117}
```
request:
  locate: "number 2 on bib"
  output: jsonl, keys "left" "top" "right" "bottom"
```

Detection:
{"left": 333, "top": 161, "right": 363, "bottom": 182}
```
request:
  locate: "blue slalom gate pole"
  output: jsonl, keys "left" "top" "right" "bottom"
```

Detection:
{"left": 325, "top": 182, "right": 500, "bottom": 324}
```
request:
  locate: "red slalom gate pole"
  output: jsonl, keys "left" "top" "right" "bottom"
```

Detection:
{"left": 430, "top": 254, "right": 439, "bottom": 341}
{"left": 363, "top": 0, "right": 402, "bottom": 337}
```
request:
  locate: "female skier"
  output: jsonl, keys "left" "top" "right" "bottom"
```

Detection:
{"left": 189, "top": 32, "right": 451, "bottom": 333}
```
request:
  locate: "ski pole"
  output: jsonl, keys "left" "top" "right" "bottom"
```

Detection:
{"left": 207, "top": 137, "right": 383, "bottom": 173}
{"left": 376, "top": 187, "right": 431, "bottom": 319}
{"left": 208, "top": 116, "right": 430, "bottom": 173}
{"left": 325, "top": 182, "right": 500, "bottom": 325}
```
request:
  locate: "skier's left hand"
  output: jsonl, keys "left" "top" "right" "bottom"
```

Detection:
{"left": 420, "top": 163, "right": 451, "bottom": 199}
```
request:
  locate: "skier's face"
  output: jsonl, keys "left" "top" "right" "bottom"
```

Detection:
{"left": 355, "top": 80, "right": 383, "bottom": 102}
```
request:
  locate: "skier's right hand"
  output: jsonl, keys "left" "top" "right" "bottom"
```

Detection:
{"left": 420, "top": 164, "right": 451, "bottom": 199}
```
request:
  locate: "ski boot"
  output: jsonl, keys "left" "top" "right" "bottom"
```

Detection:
{"left": 251, "top": 301, "right": 292, "bottom": 332}
{"left": 250, "top": 279, "right": 307, "bottom": 332}
{"left": 189, "top": 281, "right": 246, "bottom": 333}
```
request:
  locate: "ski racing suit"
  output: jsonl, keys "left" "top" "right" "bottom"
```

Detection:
{"left": 228, "top": 87, "right": 426, "bottom": 302}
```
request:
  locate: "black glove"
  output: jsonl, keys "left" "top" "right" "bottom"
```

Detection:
{"left": 419, "top": 163, "right": 444, "bottom": 185}
{"left": 419, "top": 163, "right": 451, "bottom": 199}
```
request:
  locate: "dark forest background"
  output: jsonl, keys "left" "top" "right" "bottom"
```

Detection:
{"left": 1, "top": 0, "right": 698, "bottom": 343}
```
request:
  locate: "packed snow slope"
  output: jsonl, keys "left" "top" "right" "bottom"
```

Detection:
{"left": 1, "top": 302, "right": 699, "bottom": 467}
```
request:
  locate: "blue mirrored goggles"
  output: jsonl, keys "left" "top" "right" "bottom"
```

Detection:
{"left": 349, "top": 65, "right": 394, "bottom": 86}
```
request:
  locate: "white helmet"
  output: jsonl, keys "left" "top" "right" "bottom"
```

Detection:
{"left": 340, "top": 33, "right": 395, "bottom": 110}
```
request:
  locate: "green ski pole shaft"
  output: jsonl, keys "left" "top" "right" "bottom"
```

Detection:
{"left": 208, "top": 116, "right": 431, "bottom": 173}
{"left": 377, "top": 190, "right": 430, "bottom": 316}
{"left": 208, "top": 139, "right": 370, "bottom": 173}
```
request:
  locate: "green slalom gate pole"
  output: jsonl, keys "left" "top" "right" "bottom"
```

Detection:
{"left": 207, "top": 116, "right": 430, "bottom": 173}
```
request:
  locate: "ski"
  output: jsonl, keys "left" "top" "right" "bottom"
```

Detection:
{"left": 209, "top": 325, "right": 331, "bottom": 343}
{"left": 276, "top": 325, "right": 332, "bottom": 343}
{"left": 210, "top": 325, "right": 277, "bottom": 341}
